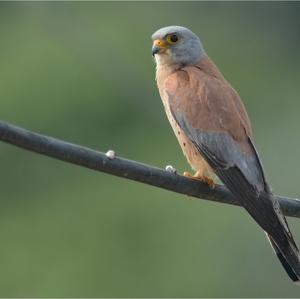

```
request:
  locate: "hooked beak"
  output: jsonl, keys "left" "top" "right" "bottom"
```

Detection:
{"left": 152, "top": 39, "right": 167, "bottom": 56}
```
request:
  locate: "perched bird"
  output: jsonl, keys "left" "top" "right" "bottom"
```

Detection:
{"left": 151, "top": 25, "right": 300, "bottom": 282}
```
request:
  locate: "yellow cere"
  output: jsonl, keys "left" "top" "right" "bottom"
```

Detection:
{"left": 153, "top": 39, "right": 166, "bottom": 47}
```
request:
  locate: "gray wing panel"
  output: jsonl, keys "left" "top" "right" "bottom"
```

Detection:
{"left": 174, "top": 111, "right": 266, "bottom": 193}
{"left": 173, "top": 109, "right": 299, "bottom": 250}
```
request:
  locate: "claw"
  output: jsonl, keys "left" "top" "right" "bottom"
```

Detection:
{"left": 183, "top": 171, "right": 215, "bottom": 189}
{"left": 202, "top": 176, "right": 215, "bottom": 188}
{"left": 183, "top": 171, "right": 193, "bottom": 177}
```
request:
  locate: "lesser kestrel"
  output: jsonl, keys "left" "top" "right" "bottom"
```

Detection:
{"left": 152, "top": 25, "right": 300, "bottom": 283}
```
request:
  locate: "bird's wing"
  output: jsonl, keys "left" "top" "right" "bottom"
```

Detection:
{"left": 163, "top": 66, "right": 299, "bottom": 256}
{"left": 164, "top": 67, "right": 266, "bottom": 192}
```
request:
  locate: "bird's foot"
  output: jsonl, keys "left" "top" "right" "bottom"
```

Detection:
{"left": 183, "top": 171, "right": 194, "bottom": 178}
{"left": 183, "top": 171, "right": 215, "bottom": 188}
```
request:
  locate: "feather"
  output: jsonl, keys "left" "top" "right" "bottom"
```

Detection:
{"left": 157, "top": 55, "right": 300, "bottom": 282}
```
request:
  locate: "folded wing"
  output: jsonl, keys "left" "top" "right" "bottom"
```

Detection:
{"left": 164, "top": 66, "right": 300, "bottom": 279}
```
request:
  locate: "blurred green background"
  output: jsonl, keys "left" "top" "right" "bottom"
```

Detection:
{"left": 0, "top": 2, "right": 300, "bottom": 297}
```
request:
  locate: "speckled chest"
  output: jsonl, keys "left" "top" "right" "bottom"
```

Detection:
{"left": 159, "top": 87, "right": 211, "bottom": 174}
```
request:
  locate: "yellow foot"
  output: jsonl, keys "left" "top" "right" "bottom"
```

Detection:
{"left": 183, "top": 171, "right": 193, "bottom": 178}
{"left": 183, "top": 171, "right": 215, "bottom": 188}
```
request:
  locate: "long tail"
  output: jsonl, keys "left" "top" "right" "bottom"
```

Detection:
{"left": 213, "top": 166, "right": 300, "bottom": 283}
{"left": 266, "top": 232, "right": 300, "bottom": 283}
{"left": 190, "top": 135, "right": 300, "bottom": 282}
{"left": 260, "top": 191, "right": 300, "bottom": 283}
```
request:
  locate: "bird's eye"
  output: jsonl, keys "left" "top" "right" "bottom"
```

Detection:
{"left": 166, "top": 34, "right": 179, "bottom": 44}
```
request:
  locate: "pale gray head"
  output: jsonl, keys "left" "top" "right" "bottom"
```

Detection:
{"left": 151, "top": 25, "right": 205, "bottom": 66}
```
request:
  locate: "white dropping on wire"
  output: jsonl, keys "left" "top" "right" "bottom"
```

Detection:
{"left": 105, "top": 150, "right": 116, "bottom": 160}
{"left": 165, "top": 165, "right": 176, "bottom": 174}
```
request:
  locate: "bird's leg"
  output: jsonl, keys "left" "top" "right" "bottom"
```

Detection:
{"left": 183, "top": 170, "right": 215, "bottom": 188}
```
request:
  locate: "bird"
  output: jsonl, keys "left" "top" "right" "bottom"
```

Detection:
{"left": 151, "top": 25, "right": 300, "bottom": 283}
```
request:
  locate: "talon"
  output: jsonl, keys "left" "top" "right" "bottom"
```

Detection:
{"left": 183, "top": 171, "right": 193, "bottom": 177}
{"left": 183, "top": 171, "right": 215, "bottom": 189}
{"left": 203, "top": 176, "right": 215, "bottom": 189}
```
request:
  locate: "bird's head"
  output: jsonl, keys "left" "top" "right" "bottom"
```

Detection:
{"left": 151, "top": 25, "right": 205, "bottom": 66}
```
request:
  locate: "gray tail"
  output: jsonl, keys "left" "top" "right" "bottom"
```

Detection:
{"left": 266, "top": 233, "right": 300, "bottom": 283}
{"left": 197, "top": 139, "right": 300, "bottom": 283}
{"left": 213, "top": 164, "right": 300, "bottom": 283}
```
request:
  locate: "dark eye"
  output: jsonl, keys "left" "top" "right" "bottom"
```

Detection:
{"left": 170, "top": 34, "right": 178, "bottom": 42}
{"left": 166, "top": 34, "right": 179, "bottom": 44}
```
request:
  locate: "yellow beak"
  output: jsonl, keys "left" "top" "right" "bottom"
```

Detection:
{"left": 152, "top": 39, "right": 167, "bottom": 56}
